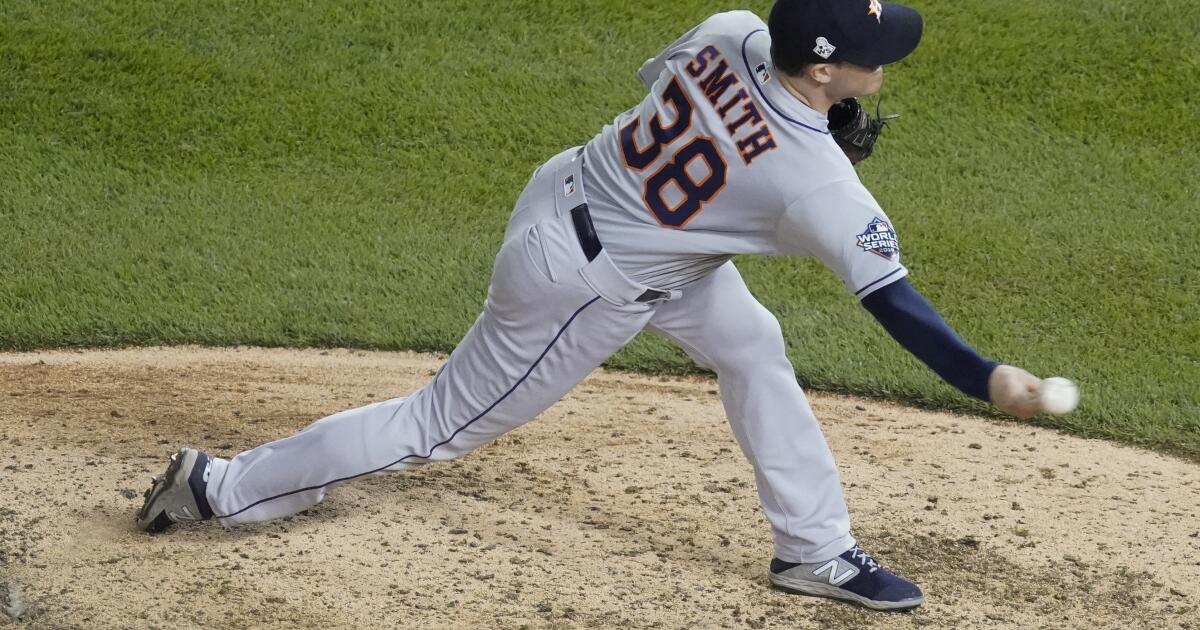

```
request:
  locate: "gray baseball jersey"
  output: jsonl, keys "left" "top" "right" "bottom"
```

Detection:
{"left": 186, "top": 11, "right": 876, "bottom": 567}
{"left": 582, "top": 10, "right": 907, "bottom": 297}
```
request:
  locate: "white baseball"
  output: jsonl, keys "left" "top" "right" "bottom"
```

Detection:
{"left": 1039, "top": 377, "right": 1079, "bottom": 414}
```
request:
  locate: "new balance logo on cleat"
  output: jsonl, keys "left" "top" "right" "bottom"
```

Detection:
{"left": 812, "top": 559, "right": 858, "bottom": 586}
{"left": 769, "top": 545, "right": 923, "bottom": 611}
{"left": 168, "top": 506, "right": 198, "bottom": 522}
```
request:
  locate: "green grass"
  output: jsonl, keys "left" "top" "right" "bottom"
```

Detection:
{"left": 1, "top": 1, "right": 1197, "bottom": 458}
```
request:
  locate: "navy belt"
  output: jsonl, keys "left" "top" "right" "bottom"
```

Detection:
{"left": 569, "top": 204, "right": 667, "bottom": 304}
{"left": 569, "top": 204, "right": 603, "bottom": 262}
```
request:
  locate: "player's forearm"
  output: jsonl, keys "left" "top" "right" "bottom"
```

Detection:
{"left": 860, "top": 278, "right": 997, "bottom": 401}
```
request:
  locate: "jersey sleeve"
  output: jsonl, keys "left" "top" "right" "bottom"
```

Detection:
{"left": 777, "top": 179, "right": 908, "bottom": 299}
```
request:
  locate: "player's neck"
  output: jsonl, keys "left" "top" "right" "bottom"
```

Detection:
{"left": 778, "top": 73, "right": 837, "bottom": 116}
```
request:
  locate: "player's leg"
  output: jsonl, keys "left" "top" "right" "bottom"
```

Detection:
{"left": 142, "top": 149, "right": 659, "bottom": 528}
{"left": 646, "top": 261, "right": 854, "bottom": 563}
{"left": 646, "top": 262, "right": 921, "bottom": 609}
{"left": 206, "top": 299, "right": 651, "bottom": 525}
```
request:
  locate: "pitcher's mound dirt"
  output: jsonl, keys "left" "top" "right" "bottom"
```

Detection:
{"left": 0, "top": 347, "right": 1196, "bottom": 629}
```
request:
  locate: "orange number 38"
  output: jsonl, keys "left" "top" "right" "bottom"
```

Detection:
{"left": 619, "top": 78, "right": 728, "bottom": 228}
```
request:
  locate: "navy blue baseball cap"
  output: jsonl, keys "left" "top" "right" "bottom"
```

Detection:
{"left": 769, "top": 0, "right": 924, "bottom": 68}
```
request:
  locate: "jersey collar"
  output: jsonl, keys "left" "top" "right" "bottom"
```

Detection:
{"left": 740, "top": 29, "right": 831, "bottom": 135}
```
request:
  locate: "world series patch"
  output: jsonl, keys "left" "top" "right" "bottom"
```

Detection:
{"left": 857, "top": 217, "right": 899, "bottom": 260}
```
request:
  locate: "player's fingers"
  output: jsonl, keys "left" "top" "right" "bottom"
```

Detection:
{"left": 1016, "top": 381, "right": 1042, "bottom": 417}
{"left": 1017, "top": 392, "right": 1042, "bottom": 418}
{"left": 989, "top": 365, "right": 1044, "bottom": 418}
{"left": 1000, "top": 392, "right": 1038, "bottom": 418}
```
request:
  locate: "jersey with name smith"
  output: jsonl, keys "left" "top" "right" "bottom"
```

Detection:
{"left": 581, "top": 10, "right": 907, "bottom": 298}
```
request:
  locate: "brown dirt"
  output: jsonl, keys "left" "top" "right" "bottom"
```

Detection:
{"left": 0, "top": 347, "right": 1197, "bottom": 629}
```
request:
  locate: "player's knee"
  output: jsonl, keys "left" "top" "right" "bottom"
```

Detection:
{"left": 707, "top": 308, "right": 788, "bottom": 371}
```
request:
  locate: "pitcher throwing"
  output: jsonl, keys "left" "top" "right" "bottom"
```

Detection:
{"left": 138, "top": 0, "right": 1052, "bottom": 611}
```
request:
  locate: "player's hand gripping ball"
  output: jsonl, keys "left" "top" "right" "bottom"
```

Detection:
{"left": 989, "top": 365, "right": 1043, "bottom": 418}
{"left": 1038, "top": 377, "right": 1079, "bottom": 415}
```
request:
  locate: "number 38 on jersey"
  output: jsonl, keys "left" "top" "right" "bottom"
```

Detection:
{"left": 618, "top": 45, "right": 778, "bottom": 228}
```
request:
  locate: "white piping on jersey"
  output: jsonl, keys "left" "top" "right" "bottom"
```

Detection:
{"left": 740, "top": 29, "right": 831, "bottom": 136}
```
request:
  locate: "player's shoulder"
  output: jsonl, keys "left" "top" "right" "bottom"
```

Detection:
{"left": 690, "top": 10, "right": 767, "bottom": 45}
{"left": 789, "top": 171, "right": 884, "bottom": 217}
{"left": 704, "top": 10, "right": 766, "bottom": 30}
{"left": 760, "top": 135, "right": 862, "bottom": 195}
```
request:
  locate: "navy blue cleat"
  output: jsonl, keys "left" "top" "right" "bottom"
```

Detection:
{"left": 769, "top": 545, "right": 924, "bottom": 611}
{"left": 136, "top": 448, "right": 215, "bottom": 533}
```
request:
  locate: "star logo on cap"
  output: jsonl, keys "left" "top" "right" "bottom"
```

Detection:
{"left": 867, "top": 0, "right": 883, "bottom": 23}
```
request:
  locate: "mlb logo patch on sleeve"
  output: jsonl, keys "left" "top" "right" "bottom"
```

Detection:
{"left": 755, "top": 62, "right": 771, "bottom": 84}
{"left": 856, "top": 217, "right": 899, "bottom": 260}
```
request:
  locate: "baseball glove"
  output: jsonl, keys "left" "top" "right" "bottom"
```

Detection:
{"left": 827, "top": 97, "right": 899, "bottom": 165}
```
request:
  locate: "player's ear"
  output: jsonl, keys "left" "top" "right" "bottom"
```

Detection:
{"left": 807, "top": 63, "right": 835, "bottom": 85}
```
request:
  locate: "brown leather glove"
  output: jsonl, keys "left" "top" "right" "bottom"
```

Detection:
{"left": 827, "top": 97, "right": 898, "bottom": 164}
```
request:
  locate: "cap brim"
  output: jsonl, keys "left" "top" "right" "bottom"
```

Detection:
{"left": 844, "top": 3, "right": 924, "bottom": 67}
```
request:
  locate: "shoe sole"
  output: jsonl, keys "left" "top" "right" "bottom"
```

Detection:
{"left": 769, "top": 573, "right": 924, "bottom": 611}
{"left": 136, "top": 449, "right": 192, "bottom": 533}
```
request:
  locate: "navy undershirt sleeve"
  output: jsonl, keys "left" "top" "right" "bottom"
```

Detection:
{"left": 860, "top": 278, "right": 997, "bottom": 402}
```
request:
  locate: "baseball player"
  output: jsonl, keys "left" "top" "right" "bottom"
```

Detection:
{"left": 138, "top": 0, "right": 1048, "bottom": 611}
